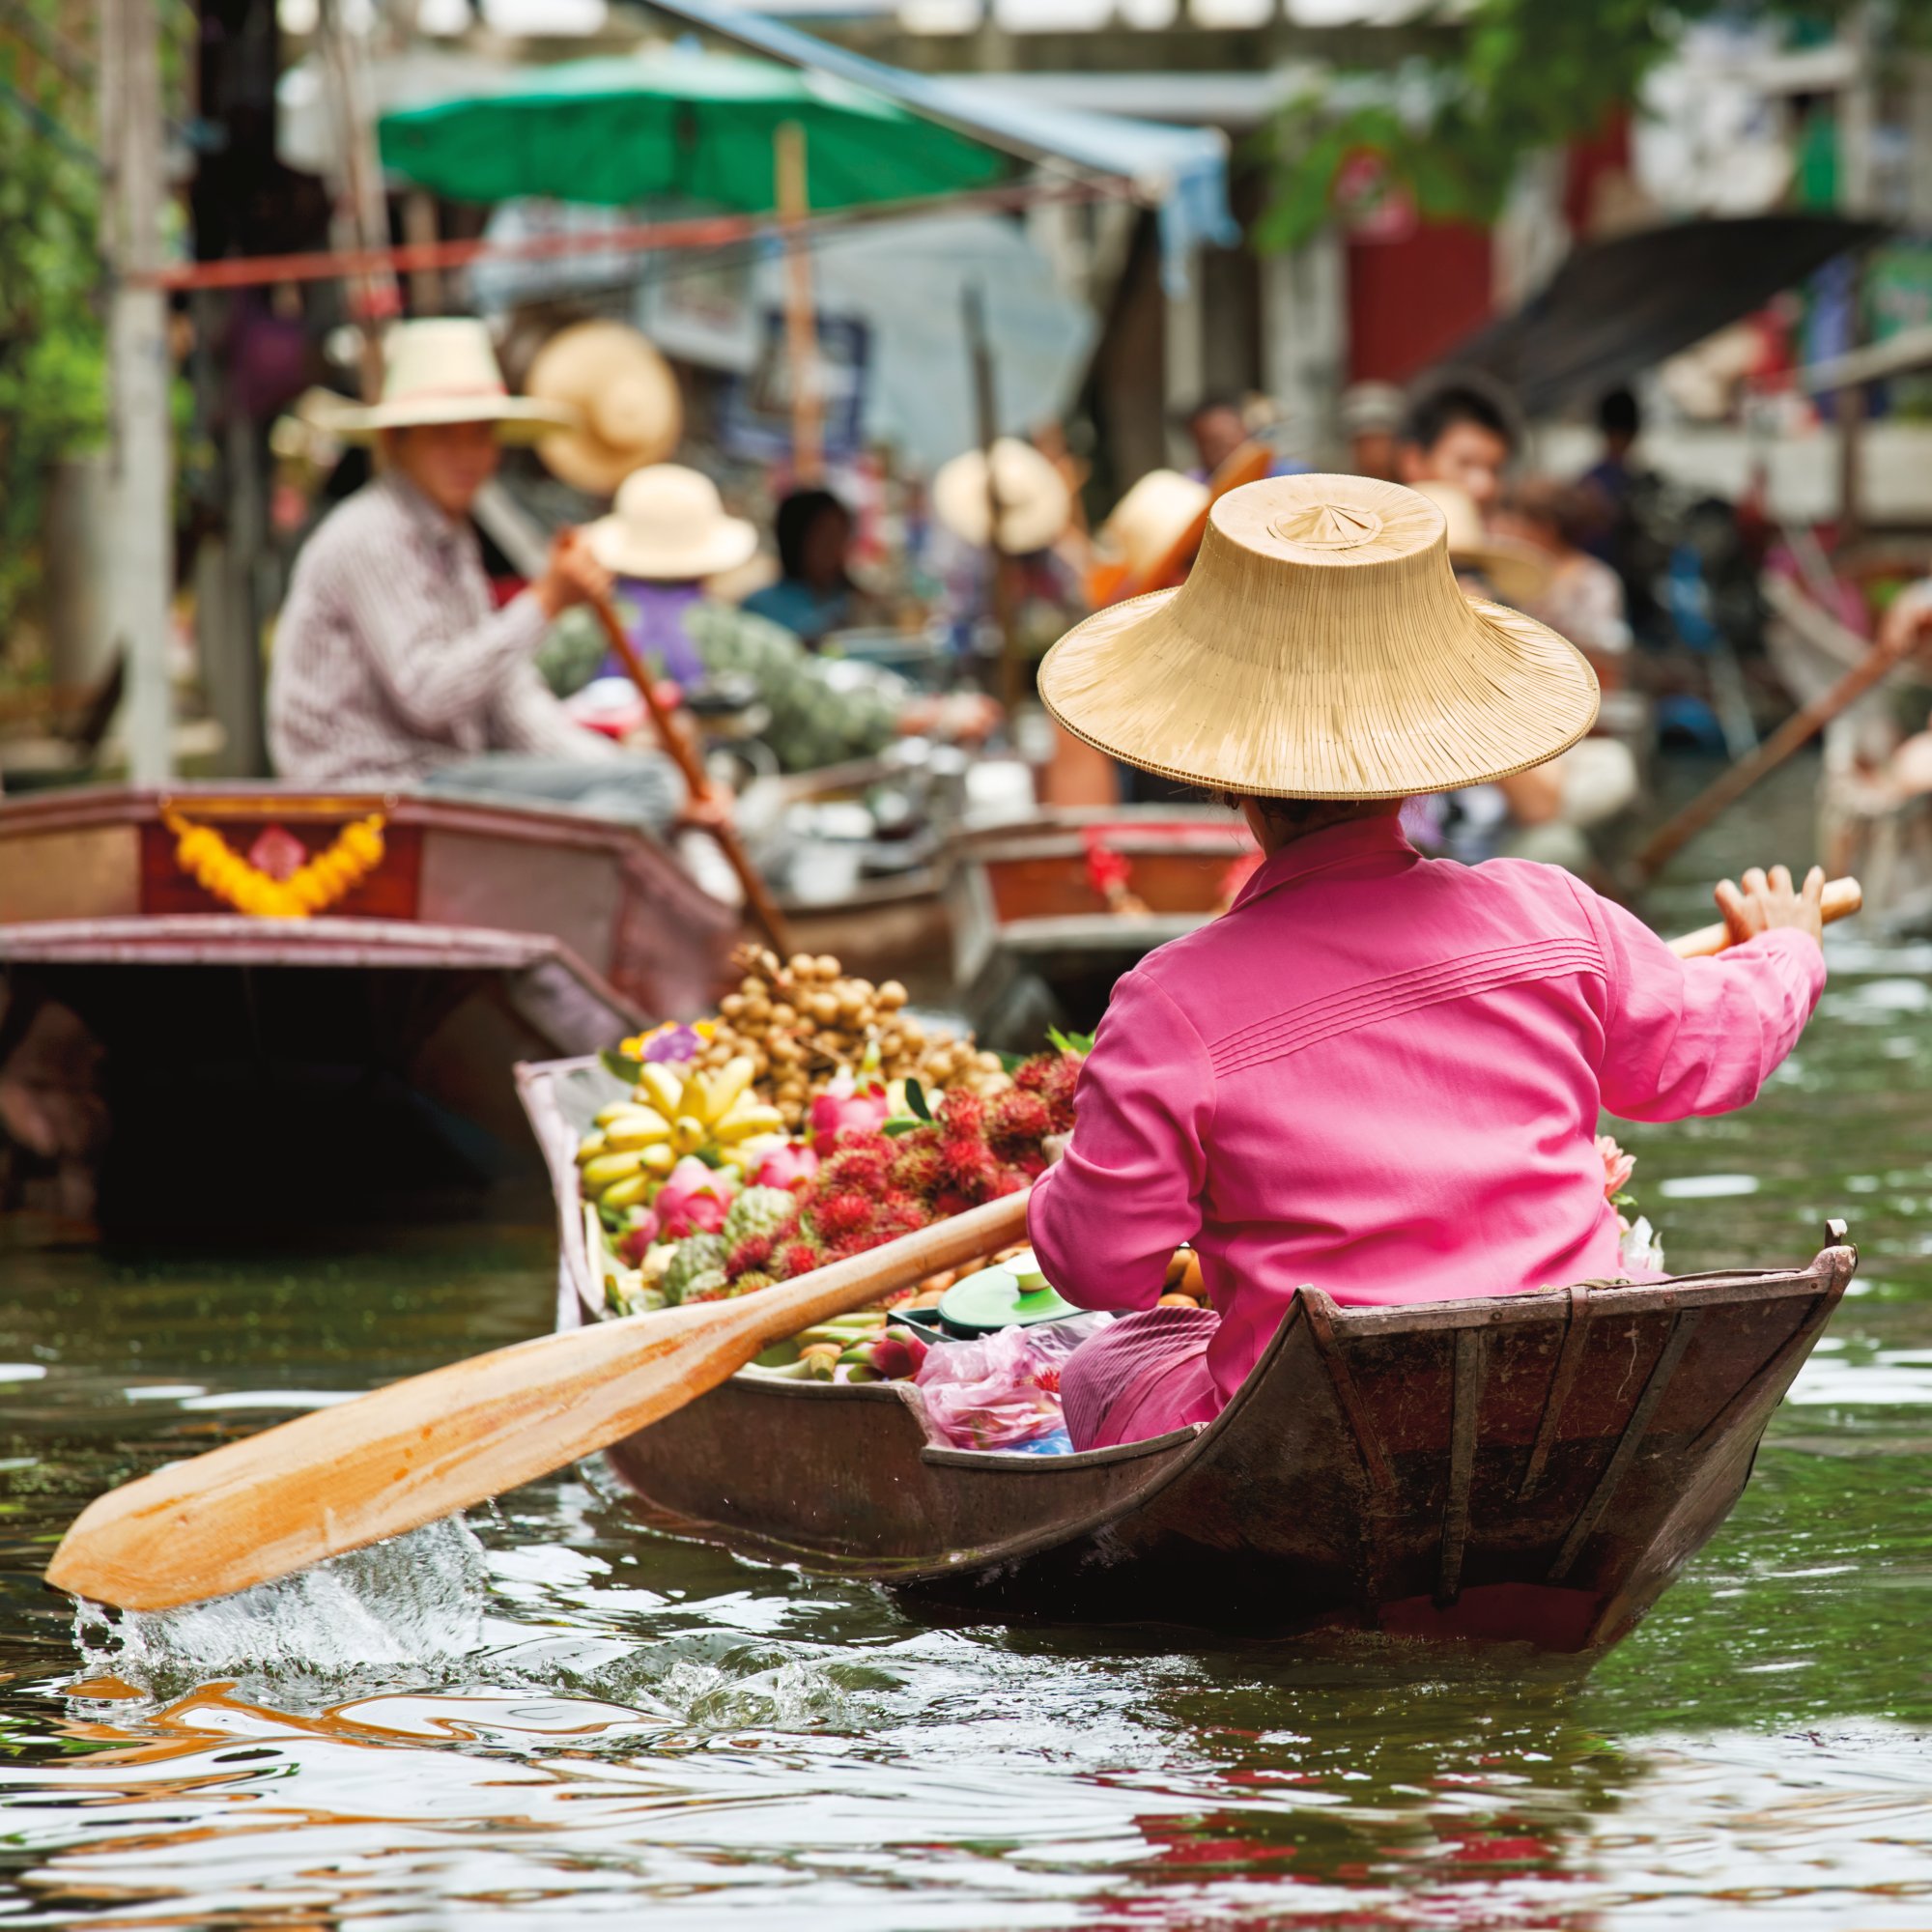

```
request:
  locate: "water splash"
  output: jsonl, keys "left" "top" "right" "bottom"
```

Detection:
{"left": 74, "top": 1516, "right": 491, "bottom": 1704}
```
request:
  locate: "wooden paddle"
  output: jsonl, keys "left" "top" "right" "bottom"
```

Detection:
{"left": 45, "top": 1191, "right": 1031, "bottom": 1613}
{"left": 585, "top": 586, "right": 793, "bottom": 955}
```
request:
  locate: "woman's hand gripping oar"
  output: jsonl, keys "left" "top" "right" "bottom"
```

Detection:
{"left": 584, "top": 586, "right": 794, "bottom": 956}
{"left": 46, "top": 1192, "right": 1029, "bottom": 1613}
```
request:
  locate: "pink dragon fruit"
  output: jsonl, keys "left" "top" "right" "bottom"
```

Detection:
{"left": 654, "top": 1157, "right": 736, "bottom": 1239}
{"left": 753, "top": 1141, "right": 821, "bottom": 1191}
{"left": 808, "top": 1074, "right": 891, "bottom": 1156}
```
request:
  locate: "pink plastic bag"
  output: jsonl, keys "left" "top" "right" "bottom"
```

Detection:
{"left": 912, "top": 1319, "right": 1104, "bottom": 1451}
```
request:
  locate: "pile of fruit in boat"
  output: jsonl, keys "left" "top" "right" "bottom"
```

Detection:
{"left": 576, "top": 944, "right": 1086, "bottom": 1381}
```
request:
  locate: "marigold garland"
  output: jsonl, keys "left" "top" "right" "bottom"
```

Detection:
{"left": 164, "top": 810, "right": 386, "bottom": 919}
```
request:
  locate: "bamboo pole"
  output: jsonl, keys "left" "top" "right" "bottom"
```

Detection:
{"left": 964, "top": 283, "right": 1022, "bottom": 719}
{"left": 775, "top": 122, "right": 822, "bottom": 484}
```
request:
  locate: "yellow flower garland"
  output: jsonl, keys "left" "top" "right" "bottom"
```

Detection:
{"left": 164, "top": 810, "right": 387, "bottom": 919}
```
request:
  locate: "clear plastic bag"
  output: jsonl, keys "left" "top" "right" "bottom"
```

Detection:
{"left": 912, "top": 1317, "right": 1106, "bottom": 1452}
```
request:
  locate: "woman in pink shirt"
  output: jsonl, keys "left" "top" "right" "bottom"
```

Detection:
{"left": 1029, "top": 475, "right": 1828, "bottom": 1451}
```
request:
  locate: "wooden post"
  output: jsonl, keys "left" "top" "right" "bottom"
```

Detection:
{"left": 775, "top": 122, "right": 822, "bottom": 484}
{"left": 402, "top": 190, "right": 444, "bottom": 316}
{"left": 317, "top": 0, "right": 396, "bottom": 400}
{"left": 964, "top": 284, "right": 1021, "bottom": 717}
{"left": 99, "top": 0, "right": 173, "bottom": 783}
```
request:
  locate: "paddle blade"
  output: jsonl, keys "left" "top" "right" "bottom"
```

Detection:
{"left": 46, "top": 1191, "right": 1029, "bottom": 1612}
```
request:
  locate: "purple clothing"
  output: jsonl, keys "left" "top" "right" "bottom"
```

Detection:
{"left": 612, "top": 579, "right": 708, "bottom": 686}
{"left": 1030, "top": 814, "right": 1826, "bottom": 1442}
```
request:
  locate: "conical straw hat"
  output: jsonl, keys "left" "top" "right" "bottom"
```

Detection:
{"left": 932, "top": 438, "right": 1071, "bottom": 554}
{"left": 1037, "top": 474, "right": 1599, "bottom": 800}
{"left": 1099, "top": 469, "right": 1210, "bottom": 582}
{"left": 332, "top": 318, "right": 576, "bottom": 442}
{"left": 526, "top": 320, "right": 683, "bottom": 496}
{"left": 588, "top": 464, "right": 759, "bottom": 582}
{"left": 1408, "top": 479, "right": 1551, "bottom": 610}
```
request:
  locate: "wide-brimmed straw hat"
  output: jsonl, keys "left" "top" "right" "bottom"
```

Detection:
{"left": 932, "top": 439, "right": 1071, "bottom": 554}
{"left": 526, "top": 320, "right": 683, "bottom": 497}
{"left": 1408, "top": 480, "right": 1551, "bottom": 609}
{"left": 588, "top": 464, "right": 759, "bottom": 582}
{"left": 331, "top": 318, "right": 576, "bottom": 443}
{"left": 1099, "top": 469, "right": 1210, "bottom": 582}
{"left": 1037, "top": 474, "right": 1598, "bottom": 800}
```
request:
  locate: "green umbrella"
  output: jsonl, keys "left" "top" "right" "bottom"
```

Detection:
{"left": 377, "top": 46, "right": 1013, "bottom": 213}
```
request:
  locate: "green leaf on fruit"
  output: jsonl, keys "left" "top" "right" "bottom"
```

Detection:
{"left": 882, "top": 1116, "right": 922, "bottom": 1137}
{"left": 905, "top": 1077, "right": 933, "bottom": 1120}
{"left": 1046, "top": 1026, "right": 1095, "bottom": 1057}
{"left": 996, "top": 1050, "right": 1026, "bottom": 1073}
{"left": 600, "top": 1048, "right": 645, "bottom": 1083}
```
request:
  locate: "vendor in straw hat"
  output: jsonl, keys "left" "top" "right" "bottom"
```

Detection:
{"left": 1027, "top": 474, "right": 1830, "bottom": 1452}
{"left": 269, "top": 319, "right": 687, "bottom": 834}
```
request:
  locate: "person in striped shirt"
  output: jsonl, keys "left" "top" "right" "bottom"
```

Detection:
{"left": 268, "top": 320, "right": 685, "bottom": 833}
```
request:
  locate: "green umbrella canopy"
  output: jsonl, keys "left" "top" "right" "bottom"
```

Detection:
{"left": 377, "top": 46, "right": 1015, "bottom": 213}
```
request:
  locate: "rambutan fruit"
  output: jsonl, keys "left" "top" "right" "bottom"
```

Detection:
{"left": 819, "top": 1134, "right": 893, "bottom": 1195}
{"left": 725, "top": 1234, "right": 774, "bottom": 1280}
{"left": 936, "top": 1087, "right": 985, "bottom": 1140}
{"left": 810, "top": 1190, "right": 873, "bottom": 1240}
{"left": 938, "top": 1136, "right": 998, "bottom": 1197}
{"left": 889, "top": 1132, "right": 944, "bottom": 1200}
{"left": 776, "top": 1240, "right": 823, "bottom": 1280}
{"left": 932, "top": 1188, "right": 975, "bottom": 1219}
{"left": 987, "top": 1088, "right": 1051, "bottom": 1151}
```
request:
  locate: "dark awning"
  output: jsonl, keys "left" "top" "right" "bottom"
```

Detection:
{"left": 1438, "top": 213, "right": 1886, "bottom": 415}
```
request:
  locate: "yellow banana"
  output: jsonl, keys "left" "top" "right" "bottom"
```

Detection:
{"left": 581, "top": 1149, "right": 646, "bottom": 1191}
{"left": 599, "top": 1172, "right": 653, "bottom": 1211}
{"left": 713, "top": 1102, "right": 784, "bottom": 1144}
{"left": 602, "top": 1106, "right": 670, "bottom": 1151}
{"left": 640, "top": 1144, "right": 676, "bottom": 1176}
{"left": 594, "top": 1098, "right": 645, "bottom": 1128}
{"left": 669, "top": 1113, "right": 708, "bottom": 1155}
{"left": 698, "top": 1057, "right": 756, "bottom": 1125}
{"left": 638, "top": 1064, "right": 684, "bottom": 1117}
{"left": 575, "top": 1130, "right": 609, "bottom": 1165}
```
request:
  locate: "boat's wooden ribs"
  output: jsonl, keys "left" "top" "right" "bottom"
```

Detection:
{"left": 1547, "top": 1308, "right": 1704, "bottom": 1582}
{"left": 1300, "top": 1290, "right": 1394, "bottom": 1492}
{"left": 1518, "top": 1284, "right": 1594, "bottom": 1501}
{"left": 1435, "top": 1326, "right": 1491, "bottom": 1606}
{"left": 1685, "top": 1285, "right": 1841, "bottom": 1457}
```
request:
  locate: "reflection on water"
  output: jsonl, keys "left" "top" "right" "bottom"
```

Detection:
{"left": 2, "top": 761, "right": 1930, "bottom": 1927}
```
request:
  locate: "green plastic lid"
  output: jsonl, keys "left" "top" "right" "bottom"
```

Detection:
{"left": 936, "top": 1250, "right": 1081, "bottom": 1336}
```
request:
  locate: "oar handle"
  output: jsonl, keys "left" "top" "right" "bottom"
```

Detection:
{"left": 1667, "top": 875, "right": 1861, "bottom": 958}
{"left": 586, "top": 588, "right": 794, "bottom": 955}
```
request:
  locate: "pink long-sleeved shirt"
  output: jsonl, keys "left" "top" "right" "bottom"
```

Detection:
{"left": 1028, "top": 813, "right": 1825, "bottom": 1406}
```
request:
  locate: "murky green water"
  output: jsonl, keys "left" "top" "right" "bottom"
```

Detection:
{"left": 2, "top": 761, "right": 1929, "bottom": 1926}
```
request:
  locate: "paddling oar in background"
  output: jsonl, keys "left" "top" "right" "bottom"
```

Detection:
{"left": 1628, "top": 581, "right": 1929, "bottom": 886}
{"left": 585, "top": 586, "right": 794, "bottom": 957}
{"left": 45, "top": 1193, "right": 1031, "bottom": 1614}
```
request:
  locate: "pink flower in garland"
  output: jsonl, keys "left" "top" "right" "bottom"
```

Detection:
{"left": 1596, "top": 1135, "right": 1635, "bottom": 1201}
{"left": 654, "top": 1156, "right": 735, "bottom": 1238}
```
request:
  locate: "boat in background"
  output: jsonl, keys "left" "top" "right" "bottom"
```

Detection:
{"left": 0, "top": 786, "right": 737, "bottom": 1226}
{"left": 946, "top": 809, "right": 1258, "bottom": 1045}
{"left": 522, "top": 1052, "right": 1855, "bottom": 1653}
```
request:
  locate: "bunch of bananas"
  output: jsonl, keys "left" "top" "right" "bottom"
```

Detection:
{"left": 576, "top": 1055, "right": 784, "bottom": 1211}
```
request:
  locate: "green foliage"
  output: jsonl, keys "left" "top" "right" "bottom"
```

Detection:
{"left": 0, "top": 18, "right": 105, "bottom": 651}
{"left": 1258, "top": 0, "right": 1932, "bottom": 254}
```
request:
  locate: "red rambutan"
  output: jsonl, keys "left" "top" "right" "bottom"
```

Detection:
{"left": 889, "top": 1131, "right": 944, "bottom": 1200}
{"left": 938, "top": 1135, "right": 998, "bottom": 1197}
{"left": 987, "top": 1088, "right": 1051, "bottom": 1151}
{"left": 932, "top": 1188, "right": 975, "bottom": 1219}
{"left": 776, "top": 1240, "right": 823, "bottom": 1280}
{"left": 936, "top": 1087, "right": 985, "bottom": 1140}
{"left": 725, "top": 1233, "right": 775, "bottom": 1280}
{"left": 819, "top": 1135, "right": 893, "bottom": 1195}
{"left": 810, "top": 1190, "right": 874, "bottom": 1240}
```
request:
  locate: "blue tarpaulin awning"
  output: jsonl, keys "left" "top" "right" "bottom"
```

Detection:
{"left": 637, "top": 0, "right": 1237, "bottom": 289}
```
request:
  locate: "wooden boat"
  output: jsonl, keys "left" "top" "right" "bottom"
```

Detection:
{"left": 522, "top": 1053, "right": 1855, "bottom": 1653}
{"left": 946, "top": 809, "right": 1258, "bottom": 1046}
{"left": 0, "top": 785, "right": 736, "bottom": 1224}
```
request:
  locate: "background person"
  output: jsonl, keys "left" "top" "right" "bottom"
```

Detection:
{"left": 742, "top": 488, "right": 865, "bottom": 647}
{"left": 1397, "top": 381, "right": 1515, "bottom": 516}
{"left": 268, "top": 319, "right": 685, "bottom": 834}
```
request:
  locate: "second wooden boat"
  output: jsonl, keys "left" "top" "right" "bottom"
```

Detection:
{"left": 522, "top": 1054, "right": 1854, "bottom": 1654}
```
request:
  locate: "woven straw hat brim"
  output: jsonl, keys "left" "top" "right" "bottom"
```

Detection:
{"left": 1450, "top": 536, "right": 1550, "bottom": 611}
{"left": 588, "top": 514, "right": 759, "bottom": 583}
{"left": 332, "top": 394, "right": 577, "bottom": 443}
{"left": 526, "top": 322, "right": 682, "bottom": 496}
{"left": 1039, "top": 586, "right": 1599, "bottom": 800}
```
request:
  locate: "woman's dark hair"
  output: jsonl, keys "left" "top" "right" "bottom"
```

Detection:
{"left": 1597, "top": 385, "right": 1640, "bottom": 440}
{"left": 1212, "top": 793, "right": 1394, "bottom": 838}
{"left": 773, "top": 487, "right": 850, "bottom": 582}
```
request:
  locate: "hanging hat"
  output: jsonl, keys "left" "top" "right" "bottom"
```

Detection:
{"left": 330, "top": 318, "right": 576, "bottom": 442}
{"left": 932, "top": 439, "right": 1072, "bottom": 554}
{"left": 587, "top": 464, "right": 759, "bottom": 582}
{"left": 525, "top": 320, "right": 683, "bottom": 497}
{"left": 1407, "top": 480, "right": 1551, "bottom": 610}
{"left": 1037, "top": 474, "right": 1598, "bottom": 801}
{"left": 1098, "top": 469, "right": 1211, "bottom": 583}
{"left": 1338, "top": 381, "right": 1407, "bottom": 437}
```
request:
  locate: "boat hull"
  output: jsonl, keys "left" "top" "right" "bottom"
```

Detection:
{"left": 523, "top": 1056, "right": 1854, "bottom": 1651}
